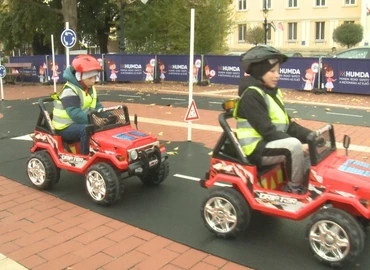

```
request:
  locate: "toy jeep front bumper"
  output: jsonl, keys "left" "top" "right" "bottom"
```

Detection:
{"left": 127, "top": 147, "right": 167, "bottom": 176}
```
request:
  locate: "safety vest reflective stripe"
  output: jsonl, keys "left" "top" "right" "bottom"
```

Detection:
{"left": 234, "top": 86, "right": 289, "bottom": 156}
{"left": 51, "top": 83, "right": 97, "bottom": 130}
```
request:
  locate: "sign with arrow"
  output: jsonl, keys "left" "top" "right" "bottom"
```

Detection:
{"left": 61, "top": 29, "right": 77, "bottom": 48}
{"left": 0, "top": 65, "right": 6, "bottom": 78}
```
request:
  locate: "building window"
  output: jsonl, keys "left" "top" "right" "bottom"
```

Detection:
{"left": 288, "top": 0, "right": 298, "bottom": 7}
{"left": 288, "top": 23, "right": 297, "bottom": 40}
{"left": 238, "top": 24, "right": 246, "bottom": 42}
{"left": 344, "top": 0, "right": 355, "bottom": 5}
{"left": 315, "top": 22, "right": 325, "bottom": 40}
{"left": 262, "top": 0, "right": 271, "bottom": 9}
{"left": 238, "top": 0, "right": 247, "bottom": 10}
{"left": 315, "top": 0, "right": 326, "bottom": 6}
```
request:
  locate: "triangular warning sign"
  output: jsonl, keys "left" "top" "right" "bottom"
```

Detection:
{"left": 184, "top": 99, "right": 200, "bottom": 121}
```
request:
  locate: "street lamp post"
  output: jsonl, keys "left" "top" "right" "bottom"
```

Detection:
{"left": 263, "top": 0, "right": 268, "bottom": 45}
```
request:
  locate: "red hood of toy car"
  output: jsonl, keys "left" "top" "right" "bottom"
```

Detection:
{"left": 92, "top": 127, "right": 158, "bottom": 149}
{"left": 315, "top": 154, "right": 370, "bottom": 193}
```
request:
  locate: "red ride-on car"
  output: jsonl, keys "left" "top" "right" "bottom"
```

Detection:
{"left": 200, "top": 100, "right": 370, "bottom": 267}
{"left": 26, "top": 97, "right": 169, "bottom": 206}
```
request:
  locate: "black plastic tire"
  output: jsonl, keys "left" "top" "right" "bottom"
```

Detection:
{"left": 305, "top": 208, "right": 365, "bottom": 268}
{"left": 201, "top": 187, "right": 251, "bottom": 238}
{"left": 86, "top": 163, "right": 120, "bottom": 206}
{"left": 140, "top": 159, "right": 169, "bottom": 186}
{"left": 26, "top": 150, "right": 60, "bottom": 190}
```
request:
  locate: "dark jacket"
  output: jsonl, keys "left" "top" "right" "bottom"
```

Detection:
{"left": 237, "top": 76, "right": 312, "bottom": 165}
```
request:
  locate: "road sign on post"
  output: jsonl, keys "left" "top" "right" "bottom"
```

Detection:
{"left": 61, "top": 29, "right": 77, "bottom": 48}
{"left": 184, "top": 99, "right": 200, "bottom": 121}
{"left": 0, "top": 65, "right": 5, "bottom": 78}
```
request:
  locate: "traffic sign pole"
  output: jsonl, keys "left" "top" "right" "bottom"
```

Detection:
{"left": 187, "top": 8, "right": 195, "bottom": 141}
{"left": 61, "top": 22, "right": 77, "bottom": 67}
{"left": 0, "top": 65, "right": 6, "bottom": 100}
{"left": 0, "top": 77, "right": 3, "bottom": 101}
{"left": 65, "top": 22, "right": 70, "bottom": 67}
{"left": 51, "top": 34, "right": 57, "bottom": 93}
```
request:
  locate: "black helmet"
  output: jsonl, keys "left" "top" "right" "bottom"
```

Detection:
{"left": 240, "top": 45, "right": 288, "bottom": 74}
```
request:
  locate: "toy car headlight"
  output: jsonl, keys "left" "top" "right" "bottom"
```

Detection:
{"left": 130, "top": 150, "right": 138, "bottom": 161}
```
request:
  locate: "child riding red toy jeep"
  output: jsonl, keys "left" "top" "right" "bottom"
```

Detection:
{"left": 200, "top": 99, "right": 370, "bottom": 268}
{"left": 26, "top": 97, "right": 169, "bottom": 206}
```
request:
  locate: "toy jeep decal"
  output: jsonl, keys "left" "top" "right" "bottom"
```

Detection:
{"left": 128, "top": 131, "right": 147, "bottom": 137}
{"left": 114, "top": 133, "right": 137, "bottom": 141}
{"left": 338, "top": 159, "right": 370, "bottom": 177}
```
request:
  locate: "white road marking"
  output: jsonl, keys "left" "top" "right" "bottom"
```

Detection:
{"left": 208, "top": 101, "right": 223, "bottom": 105}
{"left": 174, "top": 173, "right": 232, "bottom": 187}
{"left": 12, "top": 134, "right": 33, "bottom": 141}
{"left": 10, "top": 117, "right": 370, "bottom": 153}
{"left": 161, "top": 97, "right": 186, "bottom": 101}
{"left": 118, "top": 94, "right": 141, "bottom": 98}
{"left": 326, "top": 112, "right": 362, "bottom": 118}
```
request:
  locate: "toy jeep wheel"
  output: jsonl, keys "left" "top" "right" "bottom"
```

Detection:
{"left": 86, "top": 163, "right": 120, "bottom": 206}
{"left": 27, "top": 150, "right": 60, "bottom": 190}
{"left": 201, "top": 187, "right": 251, "bottom": 238}
{"left": 140, "top": 159, "right": 169, "bottom": 186}
{"left": 306, "top": 208, "right": 365, "bottom": 267}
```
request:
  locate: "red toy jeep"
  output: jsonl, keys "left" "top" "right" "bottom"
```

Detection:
{"left": 26, "top": 97, "right": 169, "bottom": 206}
{"left": 200, "top": 100, "right": 370, "bottom": 267}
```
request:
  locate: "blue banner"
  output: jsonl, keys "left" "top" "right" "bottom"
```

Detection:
{"left": 104, "top": 54, "right": 155, "bottom": 82}
{"left": 9, "top": 55, "right": 48, "bottom": 83}
{"left": 203, "top": 55, "right": 241, "bottom": 85}
{"left": 157, "top": 55, "right": 202, "bottom": 83}
{"left": 278, "top": 57, "right": 320, "bottom": 91}
{"left": 321, "top": 58, "right": 370, "bottom": 95}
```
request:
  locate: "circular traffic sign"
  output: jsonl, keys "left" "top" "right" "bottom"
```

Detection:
{"left": 61, "top": 29, "right": 77, "bottom": 48}
{"left": 0, "top": 65, "right": 6, "bottom": 78}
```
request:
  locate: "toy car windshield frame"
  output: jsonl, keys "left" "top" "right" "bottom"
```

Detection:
{"left": 88, "top": 105, "right": 131, "bottom": 132}
{"left": 307, "top": 124, "right": 336, "bottom": 166}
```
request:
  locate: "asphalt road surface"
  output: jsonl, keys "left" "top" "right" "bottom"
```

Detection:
{"left": 1, "top": 94, "right": 370, "bottom": 270}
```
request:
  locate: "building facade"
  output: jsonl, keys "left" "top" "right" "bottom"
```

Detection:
{"left": 228, "top": 0, "right": 370, "bottom": 56}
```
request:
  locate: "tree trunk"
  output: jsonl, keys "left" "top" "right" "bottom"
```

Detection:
{"left": 61, "top": 0, "right": 79, "bottom": 50}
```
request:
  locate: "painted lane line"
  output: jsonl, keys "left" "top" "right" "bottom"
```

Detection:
{"left": 174, "top": 174, "right": 200, "bottom": 181}
{"left": 173, "top": 173, "right": 232, "bottom": 187}
{"left": 161, "top": 97, "right": 186, "bottom": 101}
{"left": 12, "top": 134, "right": 33, "bottom": 141}
{"left": 326, "top": 112, "right": 363, "bottom": 118}
{"left": 208, "top": 101, "right": 223, "bottom": 105}
{"left": 118, "top": 94, "right": 141, "bottom": 98}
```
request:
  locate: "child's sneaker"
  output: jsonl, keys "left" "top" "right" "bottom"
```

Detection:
{"left": 282, "top": 183, "right": 307, "bottom": 195}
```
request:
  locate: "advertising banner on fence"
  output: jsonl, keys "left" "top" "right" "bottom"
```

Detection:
{"left": 104, "top": 54, "right": 155, "bottom": 82}
{"left": 9, "top": 55, "right": 48, "bottom": 83}
{"left": 278, "top": 57, "right": 320, "bottom": 91}
{"left": 203, "top": 55, "right": 241, "bottom": 85}
{"left": 321, "top": 58, "right": 370, "bottom": 95}
{"left": 157, "top": 55, "right": 202, "bottom": 83}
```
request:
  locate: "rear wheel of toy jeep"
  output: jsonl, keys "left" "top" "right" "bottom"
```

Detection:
{"left": 306, "top": 208, "right": 365, "bottom": 268}
{"left": 27, "top": 150, "right": 60, "bottom": 190}
{"left": 201, "top": 187, "right": 251, "bottom": 238}
{"left": 86, "top": 163, "right": 120, "bottom": 206}
{"left": 140, "top": 159, "right": 169, "bottom": 186}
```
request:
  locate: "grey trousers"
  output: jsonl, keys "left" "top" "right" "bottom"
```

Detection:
{"left": 260, "top": 137, "right": 305, "bottom": 187}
